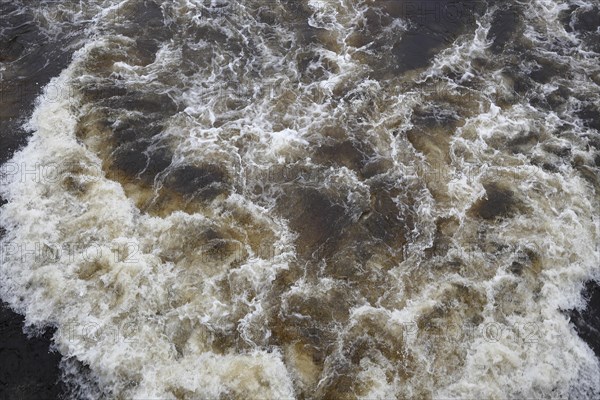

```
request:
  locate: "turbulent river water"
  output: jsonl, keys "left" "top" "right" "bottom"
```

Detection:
{"left": 1, "top": 0, "right": 600, "bottom": 399}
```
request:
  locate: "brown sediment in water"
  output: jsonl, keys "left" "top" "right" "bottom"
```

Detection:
{"left": 4, "top": 0, "right": 600, "bottom": 397}
{"left": 468, "top": 182, "right": 521, "bottom": 220}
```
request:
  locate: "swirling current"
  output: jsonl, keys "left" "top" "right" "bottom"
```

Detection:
{"left": 1, "top": 0, "right": 600, "bottom": 399}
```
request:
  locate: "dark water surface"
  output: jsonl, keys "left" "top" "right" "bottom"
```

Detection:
{"left": 1, "top": 1, "right": 86, "bottom": 398}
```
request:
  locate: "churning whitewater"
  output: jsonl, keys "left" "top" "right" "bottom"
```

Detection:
{"left": 1, "top": 0, "right": 600, "bottom": 398}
